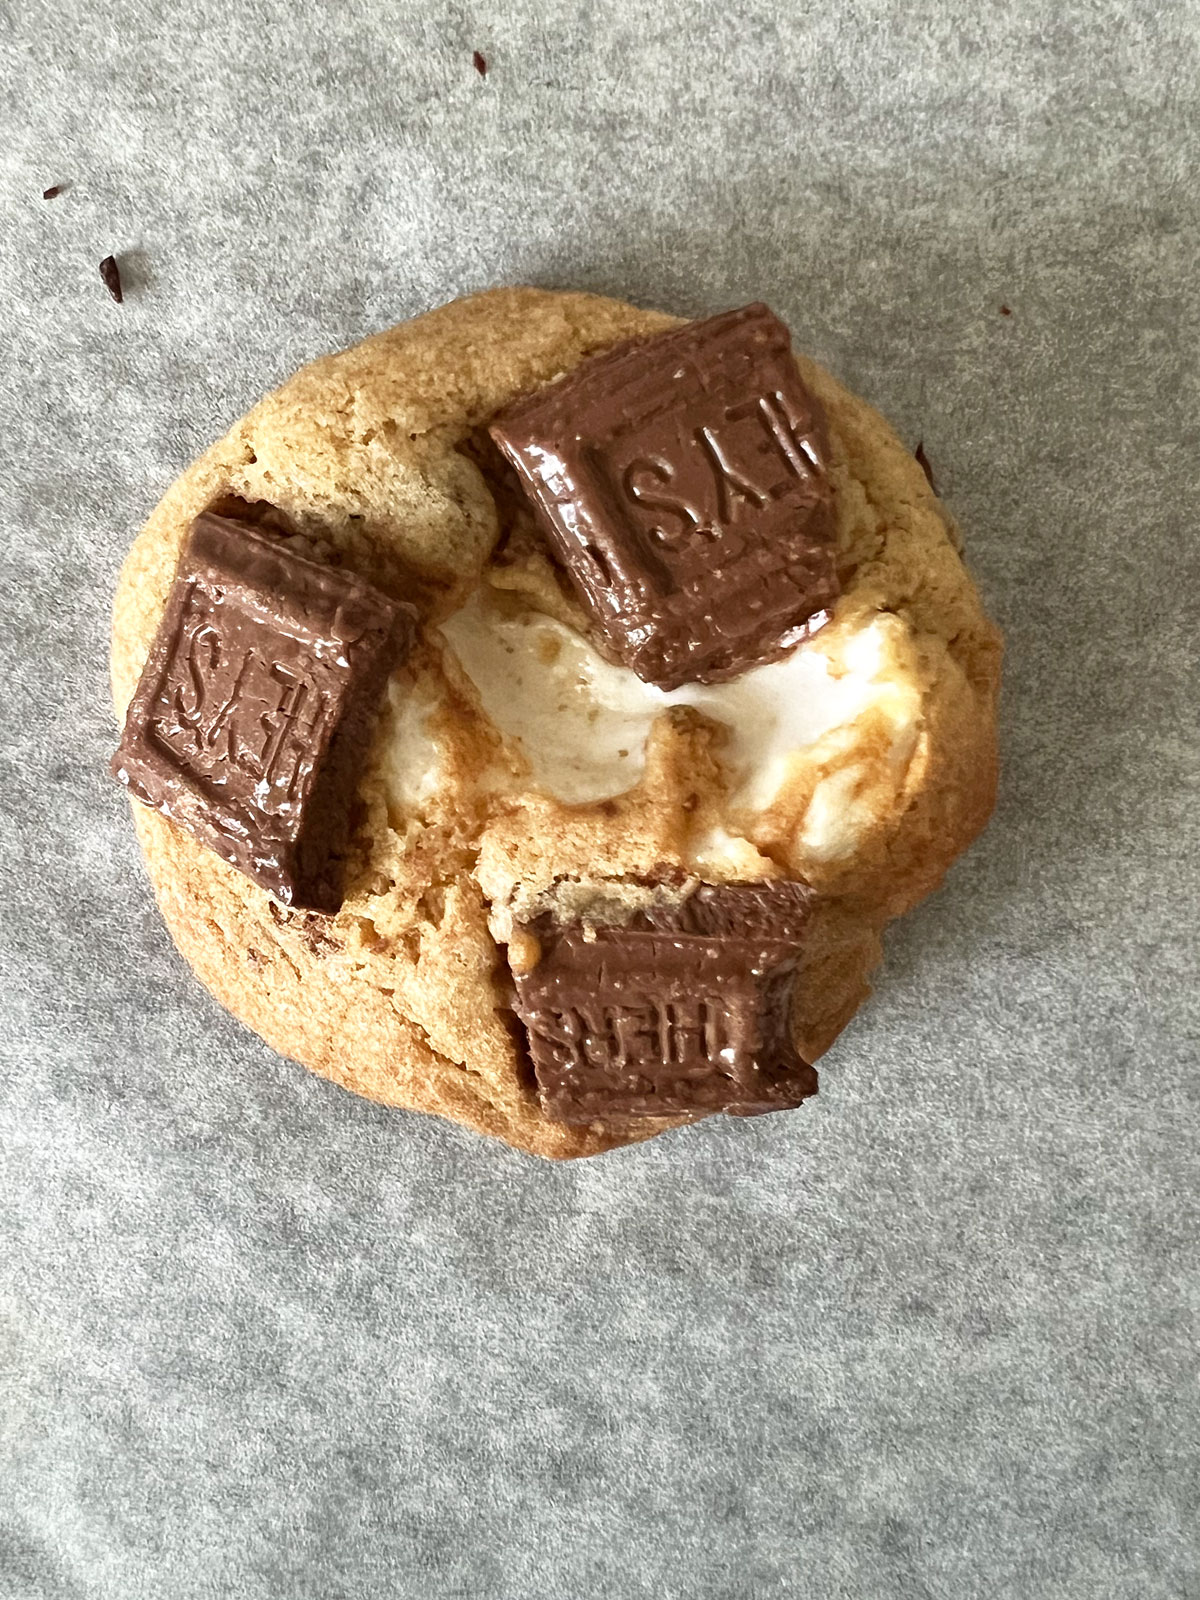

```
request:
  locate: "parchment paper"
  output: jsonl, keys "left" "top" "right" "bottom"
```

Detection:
{"left": 1, "top": 3, "right": 1196, "bottom": 1595}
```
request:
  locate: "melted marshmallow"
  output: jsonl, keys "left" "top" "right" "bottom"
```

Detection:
{"left": 379, "top": 676, "right": 443, "bottom": 811}
{"left": 439, "top": 591, "right": 896, "bottom": 809}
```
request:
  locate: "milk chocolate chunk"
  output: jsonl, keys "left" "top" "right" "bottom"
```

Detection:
{"left": 490, "top": 304, "right": 839, "bottom": 691}
{"left": 99, "top": 255, "right": 123, "bottom": 303}
{"left": 513, "top": 882, "right": 817, "bottom": 1124}
{"left": 111, "top": 512, "right": 415, "bottom": 911}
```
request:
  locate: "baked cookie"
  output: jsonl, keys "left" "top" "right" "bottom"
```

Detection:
{"left": 109, "top": 288, "right": 1001, "bottom": 1159}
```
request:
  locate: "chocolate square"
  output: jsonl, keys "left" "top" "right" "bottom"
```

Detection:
{"left": 490, "top": 305, "right": 839, "bottom": 690}
{"left": 111, "top": 512, "right": 415, "bottom": 910}
{"left": 512, "top": 883, "right": 818, "bottom": 1124}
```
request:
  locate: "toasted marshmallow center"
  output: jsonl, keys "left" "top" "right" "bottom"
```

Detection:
{"left": 439, "top": 589, "right": 909, "bottom": 814}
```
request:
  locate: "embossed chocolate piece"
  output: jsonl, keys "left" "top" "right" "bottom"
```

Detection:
{"left": 512, "top": 882, "right": 817, "bottom": 1124}
{"left": 111, "top": 512, "right": 415, "bottom": 910}
{"left": 490, "top": 304, "right": 839, "bottom": 691}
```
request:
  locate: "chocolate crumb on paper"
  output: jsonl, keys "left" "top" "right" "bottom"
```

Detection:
{"left": 472, "top": 50, "right": 487, "bottom": 75}
{"left": 99, "top": 255, "right": 123, "bottom": 303}
{"left": 42, "top": 184, "right": 63, "bottom": 200}
{"left": 914, "top": 440, "right": 937, "bottom": 494}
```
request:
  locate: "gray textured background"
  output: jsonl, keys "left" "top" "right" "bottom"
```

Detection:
{"left": 1, "top": 2, "right": 1197, "bottom": 1596}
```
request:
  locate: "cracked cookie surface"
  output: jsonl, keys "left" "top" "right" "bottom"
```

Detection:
{"left": 110, "top": 287, "right": 1001, "bottom": 1158}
